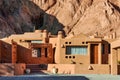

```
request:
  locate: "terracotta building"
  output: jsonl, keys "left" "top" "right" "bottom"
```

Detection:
{"left": 0, "top": 30, "right": 120, "bottom": 75}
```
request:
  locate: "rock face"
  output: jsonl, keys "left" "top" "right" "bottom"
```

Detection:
{"left": 0, "top": 0, "right": 63, "bottom": 38}
{"left": 32, "top": 0, "right": 120, "bottom": 38}
{"left": 0, "top": 0, "right": 120, "bottom": 38}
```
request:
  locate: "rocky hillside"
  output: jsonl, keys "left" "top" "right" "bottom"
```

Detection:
{"left": 0, "top": 0, "right": 63, "bottom": 38}
{"left": 0, "top": 0, "right": 120, "bottom": 38}
{"left": 32, "top": 0, "right": 120, "bottom": 38}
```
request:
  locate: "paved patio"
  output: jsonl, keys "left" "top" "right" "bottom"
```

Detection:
{"left": 0, "top": 74, "right": 120, "bottom": 80}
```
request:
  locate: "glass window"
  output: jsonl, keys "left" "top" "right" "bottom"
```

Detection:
{"left": 31, "top": 40, "right": 42, "bottom": 43}
{"left": 66, "top": 46, "right": 87, "bottom": 55}
{"left": 32, "top": 48, "right": 41, "bottom": 57}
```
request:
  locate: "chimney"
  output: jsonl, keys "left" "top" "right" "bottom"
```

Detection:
{"left": 58, "top": 31, "right": 63, "bottom": 39}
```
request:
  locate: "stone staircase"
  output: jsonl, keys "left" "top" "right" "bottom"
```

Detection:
{"left": 26, "top": 64, "right": 48, "bottom": 74}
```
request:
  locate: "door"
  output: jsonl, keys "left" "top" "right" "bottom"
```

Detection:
{"left": 90, "top": 44, "right": 98, "bottom": 64}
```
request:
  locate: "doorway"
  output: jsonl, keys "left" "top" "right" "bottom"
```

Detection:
{"left": 90, "top": 44, "right": 98, "bottom": 64}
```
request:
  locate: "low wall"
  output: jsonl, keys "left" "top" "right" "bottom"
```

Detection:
{"left": 47, "top": 64, "right": 110, "bottom": 74}
{"left": 75, "top": 64, "right": 110, "bottom": 74}
{"left": 0, "top": 64, "right": 14, "bottom": 76}
{"left": 0, "top": 63, "right": 26, "bottom": 76}
{"left": 17, "top": 44, "right": 53, "bottom": 64}
{"left": 47, "top": 64, "right": 75, "bottom": 74}
{"left": 14, "top": 63, "right": 26, "bottom": 75}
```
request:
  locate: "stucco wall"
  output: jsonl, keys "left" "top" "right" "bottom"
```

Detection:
{"left": 47, "top": 64, "right": 75, "bottom": 74}
{"left": 0, "top": 41, "right": 12, "bottom": 63}
{"left": 17, "top": 43, "right": 53, "bottom": 64}
{"left": 0, "top": 64, "right": 14, "bottom": 76}
{"left": 47, "top": 64, "right": 110, "bottom": 74}
{"left": 75, "top": 64, "right": 110, "bottom": 74}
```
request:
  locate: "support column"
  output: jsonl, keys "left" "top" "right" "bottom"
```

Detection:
{"left": 111, "top": 49, "right": 118, "bottom": 75}
{"left": 12, "top": 41, "right": 17, "bottom": 63}
{"left": 55, "top": 31, "right": 63, "bottom": 63}
{"left": 98, "top": 43, "right": 102, "bottom": 64}
{"left": 88, "top": 43, "right": 91, "bottom": 64}
{"left": 43, "top": 30, "right": 48, "bottom": 43}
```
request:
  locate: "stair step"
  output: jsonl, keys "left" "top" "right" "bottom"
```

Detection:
{"left": 26, "top": 64, "right": 48, "bottom": 73}
{"left": 30, "top": 70, "right": 48, "bottom": 73}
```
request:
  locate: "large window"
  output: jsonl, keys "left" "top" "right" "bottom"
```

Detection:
{"left": 31, "top": 40, "right": 42, "bottom": 43}
{"left": 66, "top": 46, "right": 87, "bottom": 55}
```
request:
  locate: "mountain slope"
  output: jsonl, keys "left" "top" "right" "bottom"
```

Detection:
{"left": 33, "top": 0, "right": 120, "bottom": 38}
{"left": 0, "top": 0, "right": 63, "bottom": 38}
{"left": 0, "top": 0, "right": 120, "bottom": 38}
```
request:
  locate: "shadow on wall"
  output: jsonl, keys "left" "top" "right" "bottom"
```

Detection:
{"left": 0, "top": 41, "right": 12, "bottom": 63}
{"left": 0, "top": 0, "right": 65, "bottom": 38}
{"left": 0, "top": 64, "right": 14, "bottom": 76}
{"left": 27, "top": 0, "right": 65, "bottom": 35}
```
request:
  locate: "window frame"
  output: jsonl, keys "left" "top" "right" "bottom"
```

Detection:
{"left": 32, "top": 48, "right": 41, "bottom": 57}
{"left": 65, "top": 46, "right": 88, "bottom": 55}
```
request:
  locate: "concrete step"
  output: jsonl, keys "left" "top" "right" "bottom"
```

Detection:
{"left": 26, "top": 64, "right": 48, "bottom": 73}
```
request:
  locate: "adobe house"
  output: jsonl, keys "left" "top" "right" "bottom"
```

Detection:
{"left": 0, "top": 30, "right": 119, "bottom": 75}
{"left": 1, "top": 30, "right": 53, "bottom": 64}
{"left": 0, "top": 30, "right": 54, "bottom": 75}
{"left": 48, "top": 31, "right": 115, "bottom": 74}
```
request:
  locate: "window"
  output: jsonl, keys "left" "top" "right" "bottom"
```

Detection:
{"left": 32, "top": 48, "right": 41, "bottom": 57}
{"left": 65, "top": 56, "right": 68, "bottom": 58}
{"left": 65, "top": 42, "right": 68, "bottom": 44}
{"left": 45, "top": 48, "right": 47, "bottom": 57}
{"left": 66, "top": 46, "right": 87, "bottom": 55}
{"left": 69, "top": 56, "right": 71, "bottom": 58}
{"left": 102, "top": 44, "right": 105, "bottom": 54}
{"left": 108, "top": 44, "right": 111, "bottom": 54}
{"left": 82, "top": 42, "right": 85, "bottom": 44}
{"left": 31, "top": 40, "right": 42, "bottom": 43}
{"left": 73, "top": 56, "right": 75, "bottom": 58}
{"left": 25, "top": 40, "right": 31, "bottom": 43}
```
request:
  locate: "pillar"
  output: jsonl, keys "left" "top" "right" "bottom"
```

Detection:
{"left": 109, "top": 34, "right": 113, "bottom": 39}
{"left": 54, "top": 31, "right": 63, "bottom": 63}
{"left": 88, "top": 43, "right": 91, "bottom": 64}
{"left": 58, "top": 31, "right": 63, "bottom": 38}
{"left": 112, "top": 32, "right": 116, "bottom": 39}
{"left": 12, "top": 41, "right": 17, "bottom": 63}
{"left": 43, "top": 30, "right": 48, "bottom": 43}
{"left": 111, "top": 49, "right": 118, "bottom": 75}
{"left": 98, "top": 43, "right": 102, "bottom": 64}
